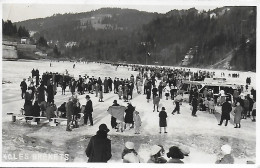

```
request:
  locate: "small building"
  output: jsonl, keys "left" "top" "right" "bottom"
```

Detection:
{"left": 21, "top": 37, "right": 30, "bottom": 44}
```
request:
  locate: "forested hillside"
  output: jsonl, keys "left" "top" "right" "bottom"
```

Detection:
{"left": 13, "top": 7, "right": 256, "bottom": 71}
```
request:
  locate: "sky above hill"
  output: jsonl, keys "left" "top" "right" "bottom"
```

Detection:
{"left": 2, "top": 0, "right": 258, "bottom": 22}
{"left": 0, "top": 0, "right": 233, "bottom": 22}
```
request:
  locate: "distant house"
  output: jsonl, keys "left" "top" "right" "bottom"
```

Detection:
{"left": 21, "top": 37, "right": 30, "bottom": 44}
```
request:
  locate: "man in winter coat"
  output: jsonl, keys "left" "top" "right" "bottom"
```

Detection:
{"left": 20, "top": 78, "right": 27, "bottom": 99}
{"left": 218, "top": 99, "right": 232, "bottom": 126}
{"left": 191, "top": 97, "right": 198, "bottom": 117}
{"left": 85, "top": 124, "right": 112, "bottom": 162}
{"left": 125, "top": 102, "right": 135, "bottom": 129}
{"left": 84, "top": 95, "right": 94, "bottom": 126}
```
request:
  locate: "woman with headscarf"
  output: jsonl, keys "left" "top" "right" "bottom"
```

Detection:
{"left": 147, "top": 145, "right": 167, "bottom": 163}
{"left": 121, "top": 141, "right": 141, "bottom": 163}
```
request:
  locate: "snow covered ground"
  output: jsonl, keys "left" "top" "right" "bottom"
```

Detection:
{"left": 2, "top": 60, "right": 256, "bottom": 164}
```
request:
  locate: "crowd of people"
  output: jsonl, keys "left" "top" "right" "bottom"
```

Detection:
{"left": 18, "top": 62, "right": 256, "bottom": 163}
{"left": 85, "top": 123, "right": 236, "bottom": 164}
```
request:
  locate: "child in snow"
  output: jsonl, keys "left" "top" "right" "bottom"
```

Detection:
{"left": 163, "top": 85, "right": 170, "bottom": 100}
{"left": 133, "top": 111, "right": 141, "bottom": 134}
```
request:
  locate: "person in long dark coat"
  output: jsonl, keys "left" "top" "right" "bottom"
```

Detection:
{"left": 32, "top": 101, "right": 41, "bottom": 122}
{"left": 108, "top": 77, "right": 113, "bottom": 92}
{"left": 159, "top": 107, "right": 167, "bottom": 133}
{"left": 70, "top": 79, "right": 77, "bottom": 95}
{"left": 191, "top": 97, "right": 198, "bottom": 117}
{"left": 37, "top": 83, "right": 46, "bottom": 103}
{"left": 46, "top": 83, "right": 54, "bottom": 103}
{"left": 218, "top": 99, "right": 232, "bottom": 126}
{"left": 104, "top": 77, "right": 108, "bottom": 93}
{"left": 85, "top": 124, "right": 112, "bottom": 162}
{"left": 20, "top": 78, "right": 27, "bottom": 99}
{"left": 234, "top": 102, "right": 243, "bottom": 128}
{"left": 84, "top": 95, "right": 94, "bottom": 126}
{"left": 24, "top": 90, "right": 33, "bottom": 120}
{"left": 125, "top": 103, "right": 135, "bottom": 129}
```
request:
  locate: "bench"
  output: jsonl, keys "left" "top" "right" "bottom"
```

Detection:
{"left": 9, "top": 113, "right": 68, "bottom": 126}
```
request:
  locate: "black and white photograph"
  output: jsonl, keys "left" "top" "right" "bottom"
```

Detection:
{"left": 1, "top": 0, "right": 258, "bottom": 167}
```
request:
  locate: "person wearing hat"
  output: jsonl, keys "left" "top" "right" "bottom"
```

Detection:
{"left": 159, "top": 107, "right": 168, "bottom": 133}
{"left": 84, "top": 95, "right": 94, "bottom": 126}
{"left": 147, "top": 145, "right": 167, "bottom": 163}
{"left": 215, "top": 144, "right": 234, "bottom": 164}
{"left": 20, "top": 78, "right": 28, "bottom": 99}
{"left": 166, "top": 146, "right": 184, "bottom": 163}
{"left": 121, "top": 141, "right": 140, "bottom": 163}
{"left": 111, "top": 100, "right": 119, "bottom": 129}
{"left": 85, "top": 124, "right": 112, "bottom": 162}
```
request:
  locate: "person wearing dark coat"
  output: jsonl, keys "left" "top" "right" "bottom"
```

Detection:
{"left": 191, "top": 97, "right": 198, "bottom": 117}
{"left": 159, "top": 107, "right": 167, "bottom": 133}
{"left": 24, "top": 90, "right": 33, "bottom": 120}
{"left": 46, "top": 83, "right": 54, "bottom": 103}
{"left": 66, "top": 97, "right": 74, "bottom": 131}
{"left": 70, "top": 79, "right": 77, "bottom": 95}
{"left": 218, "top": 99, "right": 232, "bottom": 126}
{"left": 146, "top": 88, "right": 151, "bottom": 103}
{"left": 37, "top": 83, "right": 46, "bottom": 103}
{"left": 20, "top": 78, "right": 27, "bottom": 99}
{"left": 35, "top": 69, "right": 40, "bottom": 86}
{"left": 125, "top": 103, "right": 135, "bottom": 129}
{"left": 104, "top": 77, "right": 108, "bottom": 93}
{"left": 84, "top": 95, "right": 94, "bottom": 126}
{"left": 32, "top": 101, "right": 41, "bottom": 122}
{"left": 85, "top": 124, "right": 112, "bottom": 162}
{"left": 108, "top": 77, "right": 113, "bottom": 92}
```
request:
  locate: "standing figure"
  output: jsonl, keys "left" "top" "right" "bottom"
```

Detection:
{"left": 159, "top": 107, "right": 168, "bottom": 133}
{"left": 124, "top": 102, "right": 135, "bottom": 129}
{"left": 66, "top": 97, "right": 74, "bottom": 131}
{"left": 85, "top": 124, "right": 112, "bottom": 162}
{"left": 84, "top": 95, "right": 94, "bottom": 126}
{"left": 146, "top": 88, "right": 151, "bottom": 103}
{"left": 20, "top": 78, "right": 27, "bottom": 99}
{"left": 234, "top": 102, "right": 243, "bottom": 128}
{"left": 133, "top": 111, "right": 141, "bottom": 134}
{"left": 191, "top": 97, "right": 198, "bottom": 117}
{"left": 218, "top": 99, "right": 232, "bottom": 126}
{"left": 153, "top": 94, "right": 160, "bottom": 112}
